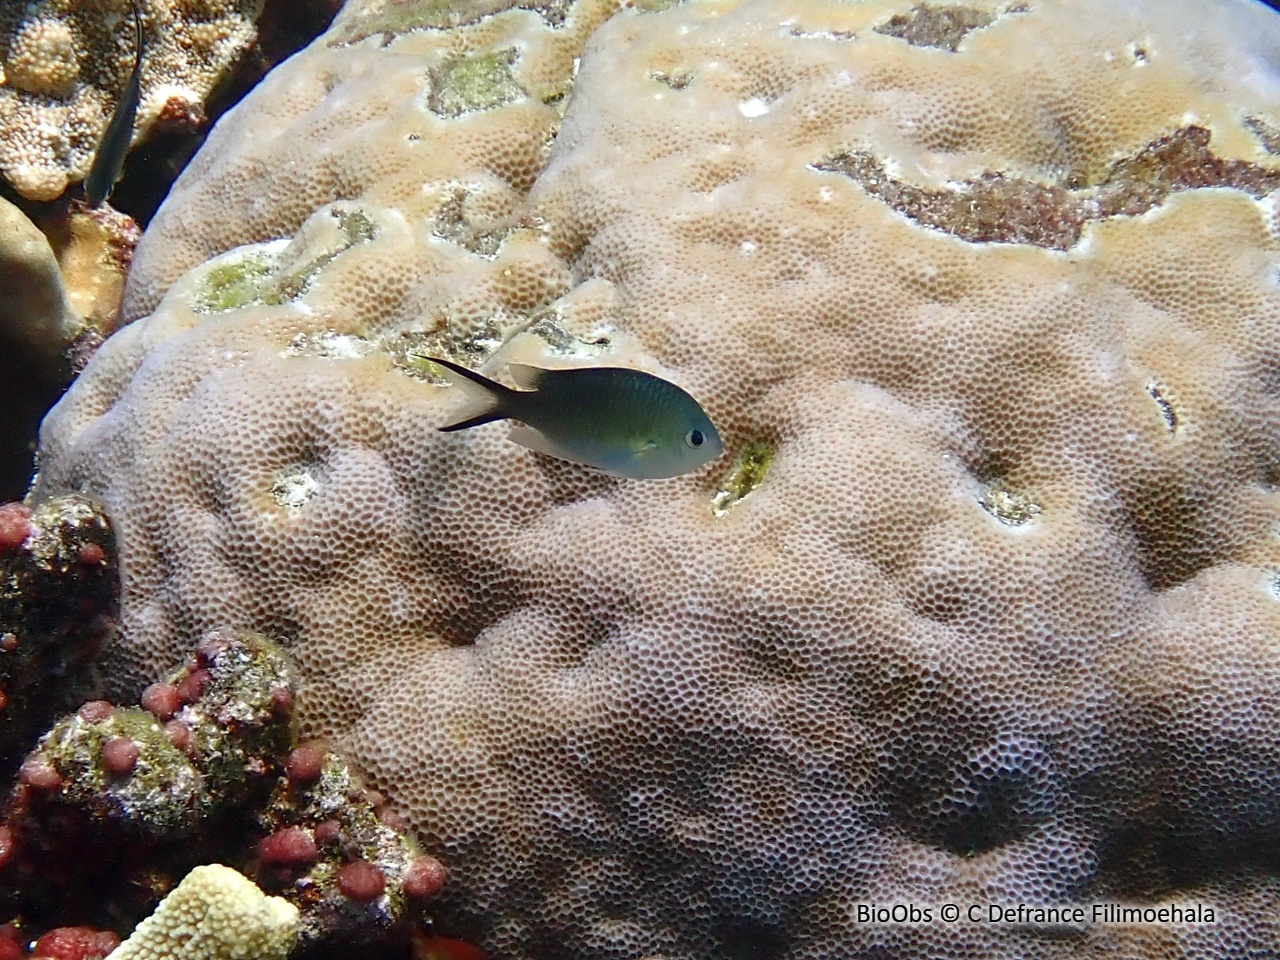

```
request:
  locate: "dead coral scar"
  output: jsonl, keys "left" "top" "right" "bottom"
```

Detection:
{"left": 873, "top": 3, "right": 1008, "bottom": 52}
{"left": 813, "top": 126, "right": 1280, "bottom": 249}
{"left": 331, "top": 0, "right": 573, "bottom": 46}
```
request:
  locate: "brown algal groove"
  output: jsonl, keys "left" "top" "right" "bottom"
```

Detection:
{"left": 1244, "top": 115, "right": 1280, "bottom": 157}
{"left": 811, "top": 126, "right": 1280, "bottom": 250}
{"left": 873, "top": 4, "right": 997, "bottom": 52}
{"left": 651, "top": 70, "right": 693, "bottom": 90}
{"left": 431, "top": 184, "right": 510, "bottom": 256}
{"left": 1144, "top": 382, "right": 1178, "bottom": 432}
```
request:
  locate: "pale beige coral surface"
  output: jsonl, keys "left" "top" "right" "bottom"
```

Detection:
{"left": 0, "top": 0, "right": 258, "bottom": 201}
{"left": 105, "top": 864, "right": 299, "bottom": 960}
{"left": 33, "top": 0, "right": 1280, "bottom": 957}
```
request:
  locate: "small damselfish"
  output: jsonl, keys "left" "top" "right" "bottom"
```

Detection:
{"left": 84, "top": 0, "right": 145, "bottom": 208}
{"left": 428, "top": 357, "right": 723, "bottom": 480}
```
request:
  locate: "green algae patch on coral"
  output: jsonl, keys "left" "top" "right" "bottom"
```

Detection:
{"left": 711, "top": 441, "right": 773, "bottom": 518}
{"left": 193, "top": 250, "right": 285, "bottom": 315}
{"left": 193, "top": 209, "right": 380, "bottom": 317}
{"left": 273, "top": 206, "right": 381, "bottom": 303}
{"left": 181, "top": 633, "right": 299, "bottom": 803}
{"left": 429, "top": 49, "right": 526, "bottom": 118}
{"left": 631, "top": 0, "right": 684, "bottom": 13}
{"left": 38, "top": 707, "right": 202, "bottom": 836}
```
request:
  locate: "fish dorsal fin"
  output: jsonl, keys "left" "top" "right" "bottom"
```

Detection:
{"left": 506, "top": 362, "right": 550, "bottom": 391}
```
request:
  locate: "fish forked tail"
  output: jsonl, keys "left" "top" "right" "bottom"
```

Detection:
{"left": 427, "top": 356, "right": 513, "bottom": 432}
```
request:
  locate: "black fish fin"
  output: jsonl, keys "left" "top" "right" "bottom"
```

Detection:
{"left": 427, "top": 356, "right": 512, "bottom": 432}
{"left": 439, "top": 410, "right": 504, "bottom": 432}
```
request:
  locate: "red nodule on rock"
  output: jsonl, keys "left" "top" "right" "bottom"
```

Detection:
{"left": 175, "top": 668, "right": 210, "bottom": 703}
{"left": 102, "top": 736, "right": 139, "bottom": 775}
{"left": 270, "top": 687, "right": 293, "bottom": 718}
{"left": 378, "top": 807, "right": 409, "bottom": 832}
{"left": 313, "top": 819, "right": 342, "bottom": 845}
{"left": 0, "top": 504, "right": 31, "bottom": 551}
{"left": 403, "top": 854, "right": 447, "bottom": 899}
{"left": 77, "top": 700, "right": 114, "bottom": 723}
{"left": 284, "top": 744, "right": 325, "bottom": 784}
{"left": 410, "top": 934, "right": 486, "bottom": 960}
{"left": 337, "top": 860, "right": 385, "bottom": 902}
{"left": 195, "top": 635, "right": 230, "bottom": 667}
{"left": 163, "top": 720, "right": 193, "bottom": 752}
{"left": 0, "top": 825, "right": 14, "bottom": 870}
{"left": 141, "top": 682, "right": 181, "bottom": 721}
{"left": 0, "top": 633, "right": 17, "bottom": 652}
{"left": 32, "top": 926, "right": 121, "bottom": 960}
{"left": 19, "top": 757, "right": 62, "bottom": 791}
{"left": 0, "top": 936, "right": 18, "bottom": 960}
{"left": 258, "top": 827, "right": 318, "bottom": 867}
{"left": 0, "top": 690, "right": 8, "bottom": 714}
{"left": 76, "top": 542, "right": 105, "bottom": 566}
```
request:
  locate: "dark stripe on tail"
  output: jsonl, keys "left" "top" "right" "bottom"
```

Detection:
{"left": 427, "top": 356, "right": 514, "bottom": 432}
{"left": 439, "top": 411, "right": 504, "bottom": 432}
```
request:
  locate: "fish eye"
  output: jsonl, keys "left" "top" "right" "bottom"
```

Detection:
{"left": 685, "top": 429, "right": 705, "bottom": 449}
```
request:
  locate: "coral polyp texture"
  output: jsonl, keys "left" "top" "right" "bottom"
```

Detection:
{"left": 106, "top": 863, "right": 299, "bottom": 960}
{"left": 0, "top": 0, "right": 258, "bottom": 201}
{"left": 30, "top": 0, "right": 1280, "bottom": 956}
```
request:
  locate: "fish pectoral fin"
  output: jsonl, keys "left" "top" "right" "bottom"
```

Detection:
{"left": 633, "top": 439, "right": 658, "bottom": 455}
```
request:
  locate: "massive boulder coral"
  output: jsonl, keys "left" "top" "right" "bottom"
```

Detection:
{"left": 30, "top": 0, "right": 1280, "bottom": 956}
{"left": 0, "top": 0, "right": 258, "bottom": 201}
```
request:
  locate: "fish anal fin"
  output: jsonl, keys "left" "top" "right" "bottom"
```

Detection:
{"left": 506, "top": 363, "right": 549, "bottom": 391}
{"left": 508, "top": 424, "right": 593, "bottom": 467}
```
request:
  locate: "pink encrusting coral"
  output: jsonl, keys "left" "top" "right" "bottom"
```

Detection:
{"left": 258, "top": 826, "right": 320, "bottom": 867}
{"left": 26, "top": 0, "right": 1280, "bottom": 956}
{"left": 0, "top": 507, "right": 31, "bottom": 553}
{"left": 29, "top": 926, "right": 120, "bottom": 960}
